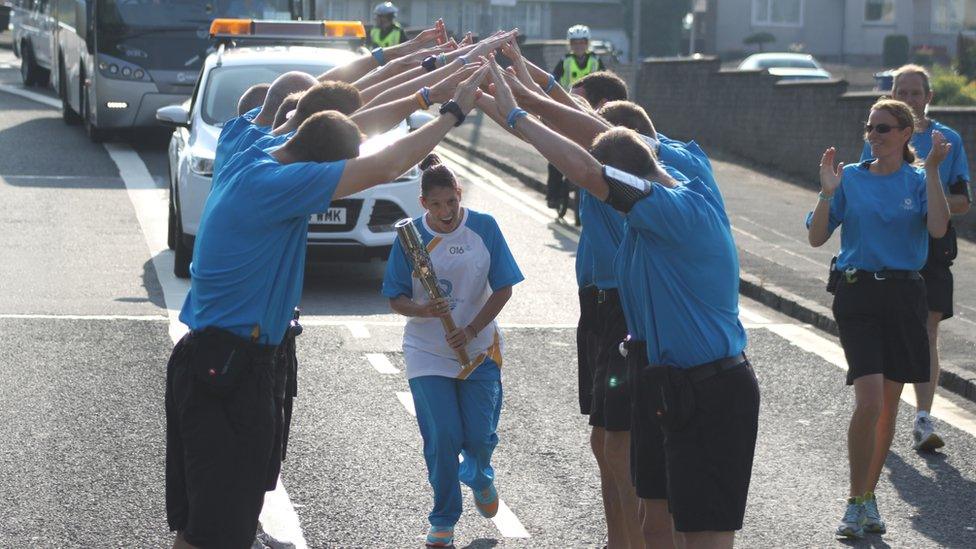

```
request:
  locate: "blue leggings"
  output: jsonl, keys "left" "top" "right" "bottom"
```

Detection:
{"left": 408, "top": 367, "right": 503, "bottom": 528}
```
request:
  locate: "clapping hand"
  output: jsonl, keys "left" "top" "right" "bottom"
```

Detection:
{"left": 819, "top": 147, "right": 844, "bottom": 196}
{"left": 926, "top": 130, "right": 952, "bottom": 169}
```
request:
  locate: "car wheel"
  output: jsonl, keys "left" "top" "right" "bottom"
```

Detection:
{"left": 20, "top": 42, "right": 39, "bottom": 86}
{"left": 82, "top": 81, "right": 110, "bottom": 143}
{"left": 173, "top": 221, "right": 191, "bottom": 279}
{"left": 60, "top": 61, "right": 82, "bottom": 125}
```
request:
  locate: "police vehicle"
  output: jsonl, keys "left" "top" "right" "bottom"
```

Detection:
{"left": 157, "top": 19, "right": 427, "bottom": 278}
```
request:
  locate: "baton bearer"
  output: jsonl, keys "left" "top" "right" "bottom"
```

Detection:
{"left": 394, "top": 218, "right": 479, "bottom": 378}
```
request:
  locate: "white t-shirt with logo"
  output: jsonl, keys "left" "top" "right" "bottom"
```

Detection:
{"left": 382, "top": 208, "right": 524, "bottom": 380}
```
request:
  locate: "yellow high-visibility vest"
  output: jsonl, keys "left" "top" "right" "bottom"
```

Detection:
{"left": 370, "top": 24, "right": 405, "bottom": 48}
{"left": 560, "top": 53, "right": 600, "bottom": 89}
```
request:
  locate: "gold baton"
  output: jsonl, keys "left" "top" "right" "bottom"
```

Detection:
{"left": 394, "top": 218, "right": 476, "bottom": 374}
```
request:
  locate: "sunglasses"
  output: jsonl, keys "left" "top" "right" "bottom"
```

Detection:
{"left": 864, "top": 123, "right": 905, "bottom": 134}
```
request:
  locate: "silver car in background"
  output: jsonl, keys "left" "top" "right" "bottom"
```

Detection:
{"left": 737, "top": 52, "right": 832, "bottom": 81}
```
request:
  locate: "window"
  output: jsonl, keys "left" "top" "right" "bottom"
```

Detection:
{"left": 864, "top": 0, "right": 895, "bottom": 24}
{"left": 932, "top": 0, "right": 976, "bottom": 33}
{"left": 752, "top": 0, "right": 803, "bottom": 27}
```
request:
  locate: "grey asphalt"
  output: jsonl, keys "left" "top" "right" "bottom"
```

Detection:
{"left": 1, "top": 44, "right": 976, "bottom": 548}
{"left": 444, "top": 110, "right": 976, "bottom": 403}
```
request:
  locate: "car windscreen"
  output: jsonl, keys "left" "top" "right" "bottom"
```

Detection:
{"left": 97, "top": 0, "right": 292, "bottom": 30}
{"left": 202, "top": 64, "right": 331, "bottom": 126}
{"left": 756, "top": 58, "right": 819, "bottom": 69}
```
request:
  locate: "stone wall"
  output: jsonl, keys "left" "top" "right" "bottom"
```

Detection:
{"left": 634, "top": 56, "right": 976, "bottom": 234}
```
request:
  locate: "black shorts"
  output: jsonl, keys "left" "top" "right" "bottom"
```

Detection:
{"left": 661, "top": 363, "right": 760, "bottom": 532}
{"left": 832, "top": 276, "right": 930, "bottom": 385}
{"left": 165, "top": 329, "right": 277, "bottom": 548}
{"left": 588, "top": 289, "right": 631, "bottom": 432}
{"left": 577, "top": 286, "right": 599, "bottom": 415}
{"left": 627, "top": 341, "right": 667, "bottom": 500}
{"left": 921, "top": 262, "right": 953, "bottom": 319}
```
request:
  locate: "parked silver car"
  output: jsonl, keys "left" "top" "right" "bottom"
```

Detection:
{"left": 737, "top": 52, "right": 832, "bottom": 81}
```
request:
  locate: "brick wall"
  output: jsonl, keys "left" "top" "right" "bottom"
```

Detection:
{"left": 635, "top": 56, "right": 976, "bottom": 234}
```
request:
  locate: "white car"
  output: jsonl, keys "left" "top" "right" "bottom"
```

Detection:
{"left": 156, "top": 44, "right": 426, "bottom": 278}
{"left": 737, "top": 53, "right": 832, "bottom": 81}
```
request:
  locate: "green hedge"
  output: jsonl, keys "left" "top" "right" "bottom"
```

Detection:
{"left": 931, "top": 65, "right": 976, "bottom": 106}
{"left": 883, "top": 35, "right": 910, "bottom": 67}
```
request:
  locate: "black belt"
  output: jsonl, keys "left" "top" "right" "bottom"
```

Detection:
{"left": 188, "top": 327, "right": 278, "bottom": 360}
{"left": 654, "top": 352, "right": 749, "bottom": 384}
{"left": 844, "top": 269, "right": 921, "bottom": 283}
{"left": 597, "top": 288, "right": 618, "bottom": 304}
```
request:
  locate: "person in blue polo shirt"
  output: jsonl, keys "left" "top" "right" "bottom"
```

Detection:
{"left": 809, "top": 98, "right": 950, "bottom": 539}
{"left": 859, "top": 64, "right": 971, "bottom": 453}
{"left": 165, "top": 64, "right": 489, "bottom": 549}
{"left": 484, "top": 58, "right": 758, "bottom": 549}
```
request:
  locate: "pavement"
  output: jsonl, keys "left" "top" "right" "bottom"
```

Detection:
{"left": 2, "top": 41, "right": 976, "bottom": 548}
{"left": 442, "top": 111, "right": 976, "bottom": 405}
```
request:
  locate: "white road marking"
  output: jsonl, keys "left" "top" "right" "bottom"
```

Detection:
{"left": 0, "top": 174, "right": 116, "bottom": 180}
{"left": 299, "top": 317, "right": 579, "bottom": 330}
{"left": 738, "top": 305, "right": 772, "bottom": 325}
{"left": 0, "top": 83, "right": 60, "bottom": 108}
{"left": 396, "top": 391, "right": 416, "bottom": 416}
{"left": 365, "top": 353, "right": 399, "bottom": 374}
{"left": 346, "top": 322, "right": 371, "bottom": 338}
{"left": 0, "top": 313, "right": 167, "bottom": 321}
{"left": 730, "top": 225, "right": 828, "bottom": 273}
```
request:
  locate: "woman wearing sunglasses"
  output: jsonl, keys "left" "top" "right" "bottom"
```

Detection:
{"left": 807, "top": 98, "right": 950, "bottom": 539}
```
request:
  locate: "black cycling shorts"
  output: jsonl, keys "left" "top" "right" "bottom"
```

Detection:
{"left": 165, "top": 329, "right": 277, "bottom": 548}
{"left": 921, "top": 262, "right": 953, "bottom": 319}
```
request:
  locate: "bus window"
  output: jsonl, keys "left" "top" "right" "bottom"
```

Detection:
{"left": 96, "top": 0, "right": 292, "bottom": 29}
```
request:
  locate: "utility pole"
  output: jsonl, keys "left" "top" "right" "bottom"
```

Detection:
{"left": 632, "top": 0, "right": 642, "bottom": 62}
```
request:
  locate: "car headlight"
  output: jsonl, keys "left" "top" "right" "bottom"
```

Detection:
{"left": 189, "top": 154, "right": 214, "bottom": 177}
{"left": 393, "top": 165, "right": 420, "bottom": 183}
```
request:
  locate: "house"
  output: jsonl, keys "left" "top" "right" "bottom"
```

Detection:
{"left": 309, "top": 0, "right": 630, "bottom": 54}
{"left": 702, "top": 0, "right": 975, "bottom": 63}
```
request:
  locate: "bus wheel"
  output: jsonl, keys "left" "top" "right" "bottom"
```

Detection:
{"left": 83, "top": 85, "right": 110, "bottom": 143}
{"left": 20, "top": 43, "right": 42, "bottom": 86}
{"left": 60, "top": 62, "right": 82, "bottom": 125}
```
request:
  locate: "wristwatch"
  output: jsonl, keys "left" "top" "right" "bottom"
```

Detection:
{"left": 421, "top": 55, "right": 438, "bottom": 72}
{"left": 439, "top": 100, "right": 465, "bottom": 127}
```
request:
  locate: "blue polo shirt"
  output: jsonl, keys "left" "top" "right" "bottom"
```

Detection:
{"left": 860, "top": 120, "right": 971, "bottom": 196}
{"left": 806, "top": 162, "right": 929, "bottom": 272}
{"left": 576, "top": 234, "right": 594, "bottom": 288}
{"left": 213, "top": 107, "right": 270, "bottom": 179}
{"left": 578, "top": 189, "right": 626, "bottom": 289}
{"left": 252, "top": 131, "right": 293, "bottom": 152}
{"left": 614, "top": 176, "right": 747, "bottom": 369}
{"left": 180, "top": 145, "right": 346, "bottom": 344}
{"left": 655, "top": 132, "right": 726, "bottom": 212}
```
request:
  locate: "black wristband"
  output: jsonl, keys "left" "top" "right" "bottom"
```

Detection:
{"left": 439, "top": 100, "right": 465, "bottom": 127}
{"left": 421, "top": 55, "right": 438, "bottom": 72}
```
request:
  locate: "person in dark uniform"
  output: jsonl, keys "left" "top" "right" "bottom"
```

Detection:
{"left": 545, "top": 24, "right": 606, "bottom": 217}
{"left": 165, "top": 64, "right": 490, "bottom": 549}
{"left": 368, "top": 2, "right": 407, "bottom": 49}
{"left": 810, "top": 98, "right": 950, "bottom": 539}
{"left": 859, "top": 64, "right": 971, "bottom": 453}
{"left": 483, "top": 58, "right": 758, "bottom": 549}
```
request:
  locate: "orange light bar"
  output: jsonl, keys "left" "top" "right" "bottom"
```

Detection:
{"left": 323, "top": 21, "right": 366, "bottom": 38}
{"left": 210, "top": 18, "right": 253, "bottom": 37}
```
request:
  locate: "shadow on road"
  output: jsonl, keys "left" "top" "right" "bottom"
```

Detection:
{"left": 461, "top": 538, "right": 499, "bottom": 549}
{"left": 886, "top": 451, "right": 976, "bottom": 548}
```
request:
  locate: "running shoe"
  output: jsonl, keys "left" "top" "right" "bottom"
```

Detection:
{"left": 472, "top": 483, "right": 499, "bottom": 518}
{"left": 426, "top": 526, "right": 454, "bottom": 548}
{"left": 836, "top": 497, "right": 866, "bottom": 539}
{"left": 913, "top": 415, "right": 945, "bottom": 452}
{"left": 863, "top": 492, "right": 886, "bottom": 534}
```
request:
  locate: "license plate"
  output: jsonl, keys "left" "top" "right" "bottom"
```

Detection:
{"left": 310, "top": 208, "right": 346, "bottom": 225}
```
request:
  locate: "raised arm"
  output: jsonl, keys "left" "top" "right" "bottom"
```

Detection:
{"left": 486, "top": 59, "right": 608, "bottom": 199}
{"left": 317, "top": 21, "right": 448, "bottom": 84}
{"left": 925, "top": 132, "right": 952, "bottom": 238}
{"left": 351, "top": 64, "right": 481, "bottom": 136}
{"left": 335, "top": 64, "right": 489, "bottom": 199}
{"left": 500, "top": 69, "right": 610, "bottom": 147}
{"left": 808, "top": 147, "right": 842, "bottom": 247}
